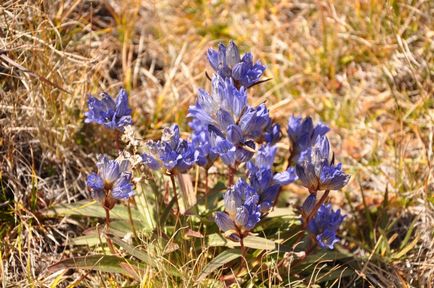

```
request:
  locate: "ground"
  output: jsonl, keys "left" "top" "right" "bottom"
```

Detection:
{"left": 0, "top": 0, "right": 433, "bottom": 287}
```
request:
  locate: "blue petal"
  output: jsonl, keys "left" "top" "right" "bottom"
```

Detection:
{"left": 142, "top": 153, "right": 161, "bottom": 170}
{"left": 301, "top": 194, "right": 316, "bottom": 216}
{"left": 227, "top": 124, "right": 243, "bottom": 145}
{"left": 112, "top": 173, "right": 135, "bottom": 199}
{"left": 215, "top": 212, "right": 236, "bottom": 232}
{"left": 87, "top": 173, "right": 104, "bottom": 192}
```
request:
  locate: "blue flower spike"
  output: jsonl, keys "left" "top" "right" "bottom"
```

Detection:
{"left": 86, "top": 155, "right": 135, "bottom": 209}
{"left": 295, "top": 135, "right": 350, "bottom": 192}
{"left": 307, "top": 204, "right": 345, "bottom": 249}
{"left": 85, "top": 88, "right": 132, "bottom": 131}
{"left": 207, "top": 41, "right": 266, "bottom": 89}
{"left": 141, "top": 124, "right": 196, "bottom": 174}
{"left": 215, "top": 179, "right": 261, "bottom": 240}
{"left": 188, "top": 75, "right": 272, "bottom": 165}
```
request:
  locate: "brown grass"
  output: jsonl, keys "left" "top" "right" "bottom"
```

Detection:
{"left": 0, "top": 0, "right": 433, "bottom": 286}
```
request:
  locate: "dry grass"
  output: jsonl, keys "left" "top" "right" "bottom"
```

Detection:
{"left": 0, "top": 0, "right": 433, "bottom": 287}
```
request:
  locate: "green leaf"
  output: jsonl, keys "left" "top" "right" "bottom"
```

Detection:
{"left": 42, "top": 200, "right": 141, "bottom": 221}
{"left": 47, "top": 255, "right": 138, "bottom": 278}
{"left": 207, "top": 234, "right": 275, "bottom": 250}
{"left": 316, "top": 266, "right": 355, "bottom": 283}
{"left": 266, "top": 207, "right": 298, "bottom": 218}
{"left": 392, "top": 234, "right": 420, "bottom": 260}
{"left": 111, "top": 237, "right": 154, "bottom": 265}
{"left": 244, "top": 236, "right": 275, "bottom": 250}
{"left": 197, "top": 249, "right": 241, "bottom": 281}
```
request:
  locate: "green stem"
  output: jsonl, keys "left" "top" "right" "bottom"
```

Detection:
{"left": 127, "top": 199, "right": 138, "bottom": 240}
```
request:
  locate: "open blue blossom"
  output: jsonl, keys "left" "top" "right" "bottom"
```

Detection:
{"left": 86, "top": 155, "right": 134, "bottom": 206}
{"left": 85, "top": 88, "right": 132, "bottom": 131}
{"left": 142, "top": 124, "right": 195, "bottom": 173}
{"left": 295, "top": 136, "right": 350, "bottom": 192}
{"left": 215, "top": 179, "right": 261, "bottom": 239}
{"left": 246, "top": 144, "right": 297, "bottom": 212}
{"left": 188, "top": 75, "right": 272, "bottom": 164}
{"left": 308, "top": 204, "right": 345, "bottom": 249}
{"left": 287, "top": 116, "right": 329, "bottom": 164}
{"left": 207, "top": 41, "right": 266, "bottom": 88}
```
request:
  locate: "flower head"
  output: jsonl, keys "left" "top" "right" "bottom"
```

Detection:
{"left": 246, "top": 144, "right": 297, "bottom": 212}
{"left": 207, "top": 41, "right": 266, "bottom": 88}
{"left": 215, "top": 179, "right": 261, "bottom": 239}
{"left": 287, "top": 116, "right": 329, "bottom": 164}
{"left": 189, "top": 119, "right": 219, "bottom": 168}
{"left": 188, "top": 76, "right": 272, "bottom": 164}
{"left": 85, "top": 88, "right": 132, "bottom": 131}
{"left": 142, "top": 124, "right": 195, "bottom": 173}
{"left": 295, "top": 136, "right": 350, "bottom": 192}
{"left": 308, "top": 204, "right": 345, "bottom": 249}
{"left": 86, "top": 155, "right": 134, "bottom": 209}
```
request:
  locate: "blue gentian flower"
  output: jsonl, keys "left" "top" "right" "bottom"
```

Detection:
{"left": 215, "top": 179, "right": 261, "bottom": 239}
{"left": 86, "top": 155, "right": 135, "bottom": 204}
{"left": 142, "top": 124, "right": 195, "bottom": 173}
{"left": 85, "top": 88, "right": 132, "bottom": 131}
{"left": 189, "top": 119, "right": 219, "bottom": 168}
{"left": 295, "top": 136, "right": 350, "bottom": 192}
{"left": 207, "top": 41, "right": 266, "bottom": 88}
{"left": 287, "top": 116, "right": 329, "bottom": 164}
{"left": 246, "top": 144, "right": 297, "bottom": 212}
{"left": 264, "top": 123, "right": 281, "bottom": 145}
{"left": 188, "top": 76, "right": 272, "bottom": 164}
{"left": 308, "top": 204, "right": 345, "bottom": 249}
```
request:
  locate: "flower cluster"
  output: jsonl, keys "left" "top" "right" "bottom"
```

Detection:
{"left": 85, "top": 88, "right": 132, "bottom": 131}
{"left": 84, "top": 41, "right": 351, "bottom": 253}
{"left": 207, "top": 41, "right": 266, "bottom": 88}
{"left": 307, "top": 204, "right": 345, "bottom": 249}
{"left": 141, "top": 124, "right": 196, "bottom": 174}
{"left": 215, "top": 179, "right": 261, "bottom": 240}
{"left": 86, "top": 155, "right": 135, "bottom": 209}
{"left": 246, "top": 144, "right": 297, "bottom": 212}
{"left": 188, "top": 74, "right": 272, "bottom": 166}
{"left": 287, "top": 116, "right": 350, "bottom": 249}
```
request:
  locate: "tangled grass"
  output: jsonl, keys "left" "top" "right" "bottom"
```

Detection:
{"left": 0, "top": 0, "right": 433, "bottom": 286}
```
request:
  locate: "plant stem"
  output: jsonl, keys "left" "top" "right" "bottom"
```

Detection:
{"left": 239, "top": 235, "right": 247, "bottom": 272}
{"left": 306, "top": 190, "right": 330, "bottom": 224}
{"left": 170, "top": 173, "right": 180, "bottom": 218}
{"left": 114, "top": 129, "right": 121, "bottom": 151}
{"left": 205, "top": 168, "right": 209, "bottom": 194}
{"left": 228, "top": 164, "right": 237, "bottom": 187}
{"left": 127, "top": 198, "right": 138, "bottom": 240}
{"left": 104, "top": 207, "right": 116, "bottom": 254}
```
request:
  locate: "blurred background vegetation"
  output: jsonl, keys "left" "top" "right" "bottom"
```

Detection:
{"left": 0, "top": 0, "right": 432, "bottom": 286}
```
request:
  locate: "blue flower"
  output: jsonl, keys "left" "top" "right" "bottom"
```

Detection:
{"left": 86, "top": 155, "right": 134, "bottom": 202}
{"left": 189, "top": 119, "right": 218, "bottom": 168}
{"left": 287, "top": 116, "right": 329, "bottom": 164}
{"left": 188, "top": 76, "right": 272, "bottom": 164}
{"left": 215, "top": 179, "right": 261, "bottom": 238}
{"left": 295, "top": 136, "right": 350, "bottom": 192}
{"left": 207, "top": 41, "right": 266, "bottom": 88}
{"left": 85, "top": 88, "right": 132, "bottom": 131}
{"left": 264, "top": 123, "right": 281, "bottom": 145}
{"left": 308, "top": 204, "right": 345, "bottom": 249}
{"left": 246, "top": 144, "right": 297, "bottom": 212}
{"left": 142, "top": 124, "right": 196, "bottom": 173}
